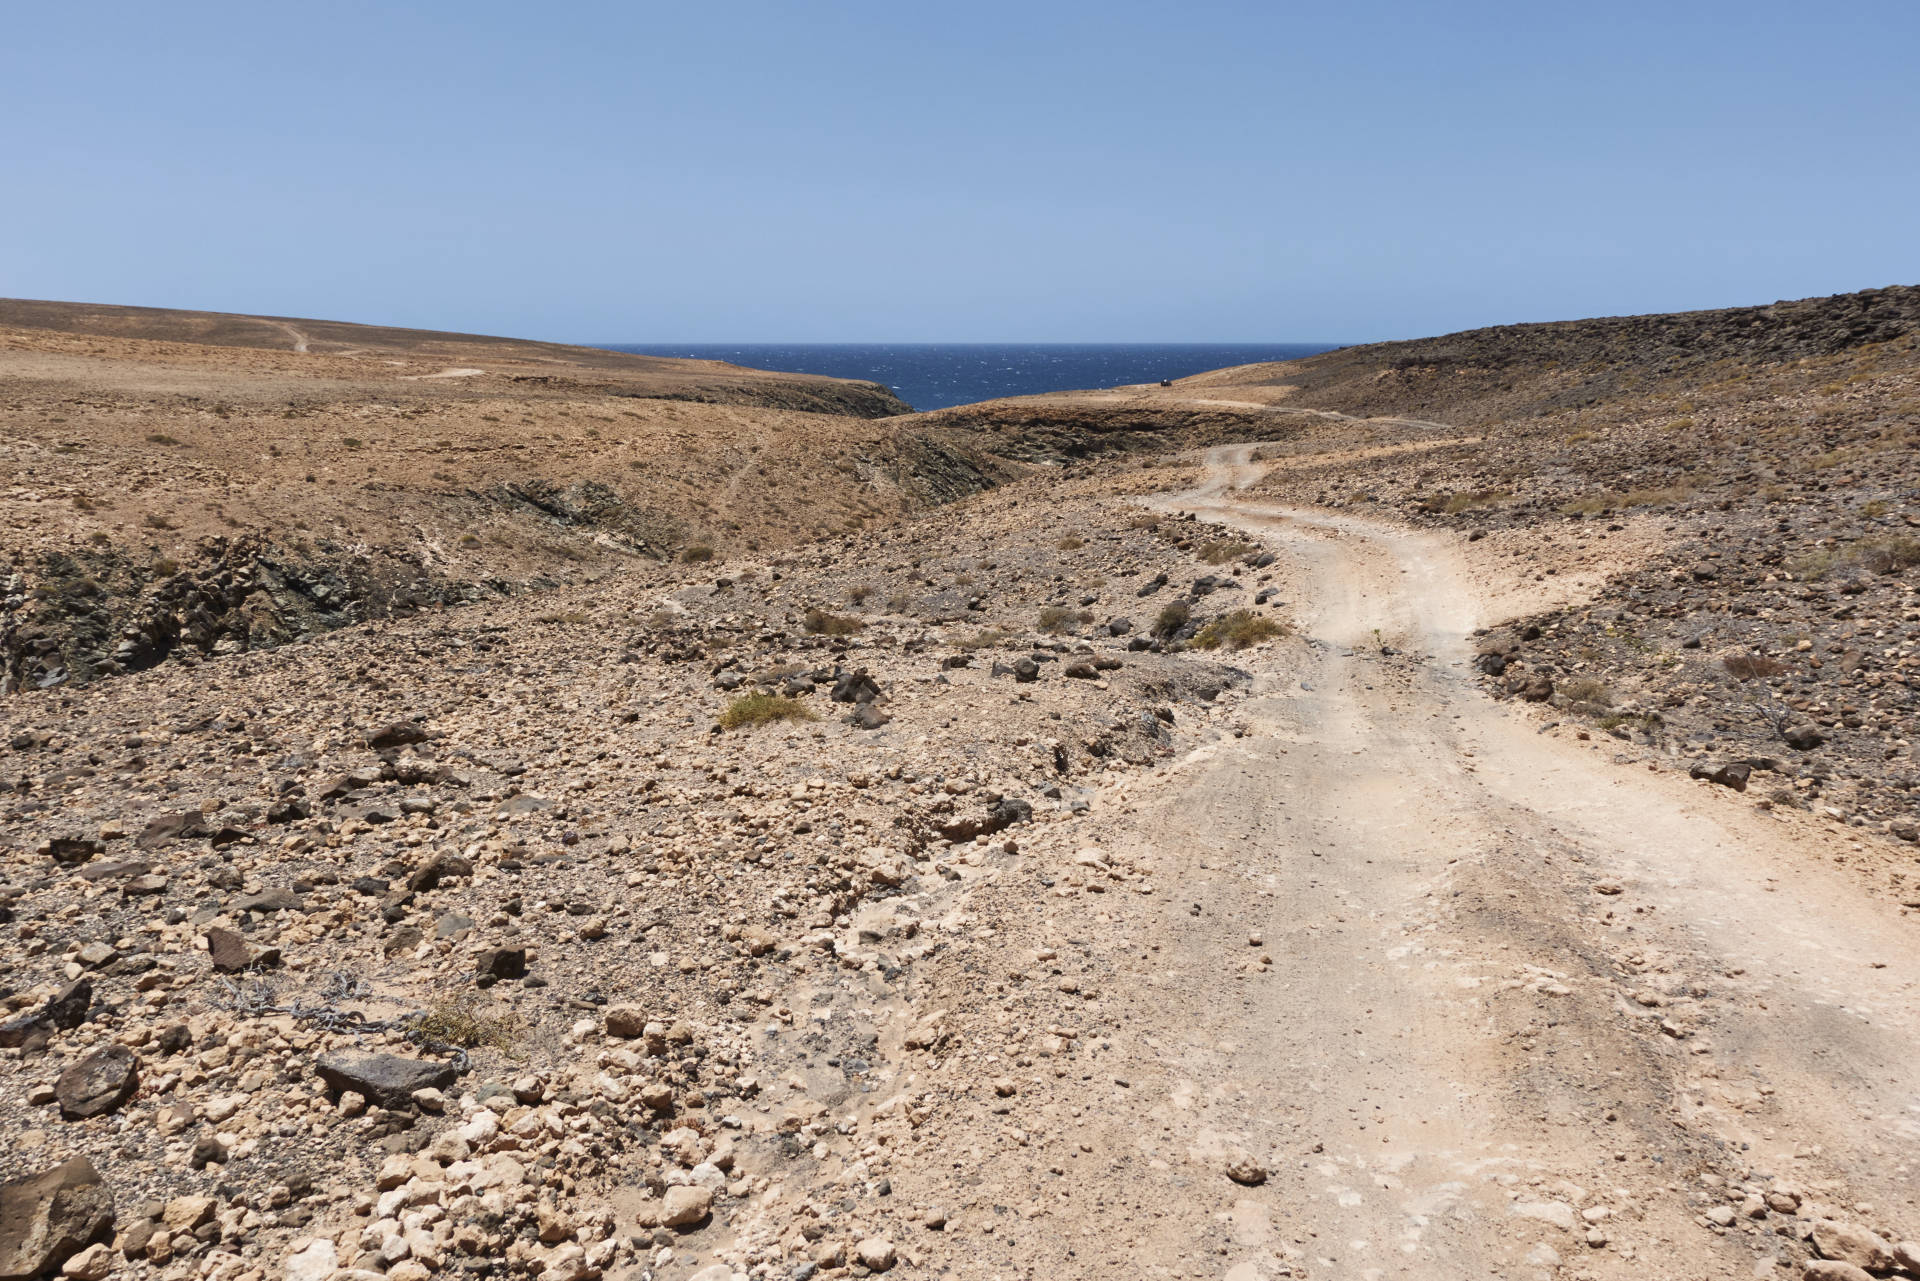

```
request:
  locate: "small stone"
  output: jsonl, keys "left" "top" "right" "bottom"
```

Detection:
{"left": 1704, "top": 1205, "right": 1736, "bottom": 1227}
{"left": 205, "top": 927, "right": 255, "bottom": 972}
{"left": 186, "top": 1136, "right": 228, "bottom": 1169}
{"left": 475, "top": 947, "right": 526, "bottom": 981}
{"left": 658, "top": 1185, "right": 712, "bottom": 1228}
{"left": 855, "top": 1237, "right": 897, "bottom": 1272}
{"left": 59, "top": 1242, "right": 113, "bottom": 1280}
{"left": 1224, "top": 1151, "right": 1268, "bottom": 1187}
{"left": 283, "top": 1237, "right": 338, "bottom": 1281}
{"left": 604, "top": 1005, "right": 648, "bottom": 1038}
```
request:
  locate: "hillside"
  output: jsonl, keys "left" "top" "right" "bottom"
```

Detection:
{"left": 1, "top": 301, "right": 999, "bottom": 692}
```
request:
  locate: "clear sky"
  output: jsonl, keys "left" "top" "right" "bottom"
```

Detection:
{"left": 5, "top": 1, "right": 1916, "bottom": 343}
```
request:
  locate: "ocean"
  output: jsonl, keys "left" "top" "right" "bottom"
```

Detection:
{"left": 599, "top": 343, "right": 1340, "bottom": 413}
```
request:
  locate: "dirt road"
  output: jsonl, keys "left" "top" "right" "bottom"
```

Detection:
{"left": 931, "top": 446, "right": 1920, "bottom": 1279}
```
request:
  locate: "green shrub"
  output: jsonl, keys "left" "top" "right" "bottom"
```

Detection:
{"left": 719, "top": 693, "right": 816, "bottom": 730}
{"left": 146, "top": 433, "right": 181, "bottom": 445}
{"left": 1193, "top": 610, "right": 1287, "bottom": 650}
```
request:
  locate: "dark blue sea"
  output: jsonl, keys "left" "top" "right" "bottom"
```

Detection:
{"left": 599, "top": 343, "right": 1340, "bottom": 413}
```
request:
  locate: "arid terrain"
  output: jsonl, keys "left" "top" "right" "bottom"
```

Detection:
{"left": 4, "top": 289, "right": 1919, "bottom": 1281}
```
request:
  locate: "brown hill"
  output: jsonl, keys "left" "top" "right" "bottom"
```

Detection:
{"left": 0, "top": 300, "right": 998, "bottom": 691}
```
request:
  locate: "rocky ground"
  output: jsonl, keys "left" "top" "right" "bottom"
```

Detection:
{"left": 1, "top": 459, "right": 1306, "bottom": 1281}
{"left": 0, "top": 301, "right": 1002, "bottom": 694}
{"left": 6, "top": 287, "right": 1920, "bottom": 1281}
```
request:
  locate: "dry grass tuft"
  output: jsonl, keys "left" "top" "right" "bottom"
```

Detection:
{"left": 719, "top": 693, "right": 817, "bottom": 730}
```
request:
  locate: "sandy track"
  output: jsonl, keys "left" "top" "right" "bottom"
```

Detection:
{"left": 1024, "top": 446, "right": 1920, "bottom": 1279}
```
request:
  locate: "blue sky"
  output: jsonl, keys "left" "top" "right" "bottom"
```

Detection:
{"left": 4, "top": 1, "right": 1916, "bottom": 342}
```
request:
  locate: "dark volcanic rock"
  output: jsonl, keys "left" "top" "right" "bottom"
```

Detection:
{"left": 315, "top": 1051, "right": 455, "bottom": 1110}
{"left": 0, "top": 1157, "right": 114, "bottom": 1281}
{"left": 45, "top": 980, "right": 90, "bottom": 1030}
{"left": 204, "top": 927, "right": 277, "bottom": 973}
{"left": 136, "top": 812, "right": 208, "bottom": 850}
{"left": 475, "top": 946, "right": 527, "bottom": 982}
{"left": 1783, "top": 724, "right": 1826, "bottom": 751}
{"left": 365, "top": 721, "right": 429, "bottom": 751}
{"left": 42, "top": 838, "right": 102, "bottom": 866}
{"left": 55, "top": 1046, "right": 138, "bottom": 1120}
{"left": 1689, "top": 762, "right": 1752, "bottom": 792}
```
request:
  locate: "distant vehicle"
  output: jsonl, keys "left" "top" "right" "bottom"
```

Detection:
{"left": 1159, "top": 378, "right": 1173, "bottom": 387}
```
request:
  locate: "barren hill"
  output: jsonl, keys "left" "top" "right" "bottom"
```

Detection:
{"left": 1, "top": 300, "right": 999, "bottom": 691}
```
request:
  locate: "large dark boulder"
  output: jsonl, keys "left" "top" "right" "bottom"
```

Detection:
{"left": 0, "top": 1157, "right": 114, "bottom": 1280}
{"left": 55, "top": 1047, "right": 137, "bottom": 1120}
{"left": 314, "top": 1052, "right": 455, "bottom": 1110}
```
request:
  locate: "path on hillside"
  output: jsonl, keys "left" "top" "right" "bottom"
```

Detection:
{"left": 1035, "top": 445, "right": 1920, "bottom": 1279}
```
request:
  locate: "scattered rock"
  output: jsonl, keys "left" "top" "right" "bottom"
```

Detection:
{"left": 314, "top": 1052, "right": 456, "bottom": 1111}
{"left": 0, "top": 1157, "right": 114, "bottom": 1280}
{"left": 1810, "top": 1220, "right": 1894, "bottom": 1271}
{"left": 55, "top": 1047, "right": 138, "bottom": 1120}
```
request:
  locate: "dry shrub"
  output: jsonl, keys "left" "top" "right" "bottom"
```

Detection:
{"left": 1194, "top": 610, "right": 1287, "bottom": 650}
{"left": 1152, "top": 600, "right": 1191, "bottom": 638}
{"left": 1195, "top": 539, "right": 1256, "bottom": 565}
{"left": 412, "top": 995, "right": 520, "bottom": 1052}
{"left": 1559, "top": 677, "right": 1614, "bottom": 707}
{"left": 1037, "top": 606, "right": 1092, "bottom": 634}
{"left": 719, "top": 693, "right": 816, "bottom": 730}
{"left": 681, "top": 544, "right": 715, "bottom": 563}
{"left": 1723, "top": 653, "right": 1786, "bottom": 682}
{"left": 804, "top": 608, "right": 863, "bottom": 636}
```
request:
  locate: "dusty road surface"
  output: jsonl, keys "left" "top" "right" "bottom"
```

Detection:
{"left": 918, "top": 446, "right": 1920, "bottom": 1280}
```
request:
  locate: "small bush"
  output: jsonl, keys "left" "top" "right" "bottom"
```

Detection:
{"left": 342, "top": 437, "right": 363, "bottom": 450}
{"left": 1441, "top": 489, "right": 1510, "bottom": 514}
{"left": 146, "top": 433, "right": 181, "bottom": 445}
{"left": 457, "top": 532, "right": 481, "bottom": 547}
{"left": 847, "top": 583, "right": 875, "bottom": 605}
{"left": 1037, "top": 606, "right": 1091, "bottom": 634}
{"left": 955, "top": 627, "right": 1011, "bottom": 650}
{"left": 1195, "top": 539, "right": 1256, "bottom": 565}
{"left": 1058, "top": 535, "right": 1085, "bottom": 550}
{"left": 1193, "top": 610, "right": 1287, "bottom": 650}
{"left": 143, "top": 513, "right": 174, "bottom": 530}
{"left": 1153, "top": 600, "right": 1191, "bottom": 639}
{"left": 150, "top": 557, "right": 180, "bottom": 576}
{"left": 1723, "top": 653, "right": 1786, "bottom": 682}
{"left": 412, "top": 995, "right": 520, "bottom": 1052}
{"left": 719, "top": 693, "right": 816, "bottom": 730}
{"left": 1560, "top": 677, "right": 1614, "bottom": 707}
{"left": 804, "top": 608, "right": 863, "bottom": 636}
{"left": 1857, "top": 535, "right": 1920, "bottom": 573}
{"left": 681, "top": 544, "right": 715, "bottom": 564}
